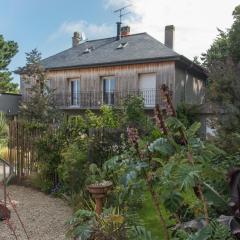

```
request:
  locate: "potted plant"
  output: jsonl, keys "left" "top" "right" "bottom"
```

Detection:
{"left": 0, "top": 203, "right": 10, "bottom": 221}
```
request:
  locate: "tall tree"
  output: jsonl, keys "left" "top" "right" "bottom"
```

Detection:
{"left": 0, "top": 35, "right": 18, "bottom": 93}
{"left": 202, "top": 5, "right": 240, "bottom": 152}
{"left": 229, "top": 5, "right": 240, "bottom": 62}
{"left": 18, "top": 49, "right": 60, "bottom": 125}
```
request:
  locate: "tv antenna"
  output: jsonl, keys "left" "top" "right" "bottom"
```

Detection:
{"left": 114, "top": 4, "right": 132, "bottom": 23}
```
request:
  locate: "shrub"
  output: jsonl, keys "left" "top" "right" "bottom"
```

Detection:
{"left": 0, "top": 112, "right": 8, "bottom": 155}
{"left": 35, "top": 131, "right": 63, "bottom": 193}
{"left": 85, "top": 105, "right": 120, "bottom": 129}
{"left": 176, "top": 103, "right": 199, "bottom": 128}
{"left": 66, "top": 206, "right": 153, "bottom": 240}
{"left": 59, "top": 142, "right": 88, "bottom": 194}
{"left": 123, "top": 95, "right": 146, "bottom": 129}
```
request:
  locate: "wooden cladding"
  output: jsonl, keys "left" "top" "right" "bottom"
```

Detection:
{"left": 44, "top": 62, "right": 175, "bottom": 95}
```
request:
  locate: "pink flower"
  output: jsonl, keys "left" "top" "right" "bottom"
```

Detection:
{"left": 127, "top": 127, "right": 139, "bottom": 146}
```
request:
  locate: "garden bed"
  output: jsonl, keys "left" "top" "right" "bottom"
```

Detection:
{"left": 0, "top": 185, "right": 72, "bottom": 240}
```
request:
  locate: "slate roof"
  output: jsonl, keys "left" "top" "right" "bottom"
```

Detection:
{"left": 41, "top": 32, "right": 207, "bottom": 78}
{"left": 42, "top": 33, "right": 180, "bottom": 69}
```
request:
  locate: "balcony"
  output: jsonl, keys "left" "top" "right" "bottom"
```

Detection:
{"left": 54, "top": 89, "right": 165, "bottom": 110}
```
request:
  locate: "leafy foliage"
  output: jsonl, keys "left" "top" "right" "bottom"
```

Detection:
{"left": 85, "top": 105, "right": 120, "bottom": 129}
{"left": 19, "top": 49, "right": 60, "bottom": 125}
{"left": 59, "top": 142, "right": 88, "bottom": 194}
{"left": 176, "top": 103, "right": 199, "bottom": 128}
{"left": 122, "top": 95, "right": 150, "bottom": 131}
{"left": 35, "top": 130, "right": 64, "bottom": 193}
{"left": 0, "top": 112, "right": 8, "bottom": 154}
{"left": 66, "top": 205, "right": 153, "bottom": 240}
{"left": 201, "top": 4, "right": 240, "bottom": 153}
{"left": 186, "top": 221, "right": 233, "bottom": 240}
{"left": 0, "top": 35, "right": 18, "bottom": 93}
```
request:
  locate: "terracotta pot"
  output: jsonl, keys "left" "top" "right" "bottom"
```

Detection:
{"left": 0, "top": 203, "right": 10, "bottom": 221}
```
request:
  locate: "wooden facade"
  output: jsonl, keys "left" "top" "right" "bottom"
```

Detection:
{"left": 46, "top": 61, "right": 175, "bottom": 91}
{"left": 20, "top": 60, "right": 205, "bottom": 109}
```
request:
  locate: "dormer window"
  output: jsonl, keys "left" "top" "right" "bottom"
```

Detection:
{"left": 116, "top": 42, "right": 128, "bottom": 49}
{"left": 83, "top": 48, "right": 91, "bottom": 54}
{"left": 83, "top": 46, "right": 94, "bottom": 54}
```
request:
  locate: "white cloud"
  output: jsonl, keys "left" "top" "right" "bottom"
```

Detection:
{"left": 103, "top": 0, "right": 128, "bottom": 9}
{"left": 49, "top": 20, "right": 114, "bottom": 42}
{"left": 105, "top": 0, "right": 239, "bottom": 59}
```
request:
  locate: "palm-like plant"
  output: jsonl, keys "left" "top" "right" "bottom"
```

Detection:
{"left": 66, "top": 204, "right": 153, "bottom": 240}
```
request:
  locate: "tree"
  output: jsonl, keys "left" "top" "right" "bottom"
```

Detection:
{"left": 201, "top": 5, "right": 240, "bottom": 152}
{"left": 0, "top": 35, "right": 18, "bottom": 93}
{"left": 18, "top": 49, "right": 60, "bottom": 125}
{"left": 229, "top": 5, "right": 240, "bottom": 62}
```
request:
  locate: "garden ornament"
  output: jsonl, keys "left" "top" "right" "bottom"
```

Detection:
{"left": 87, "top": 181, "right": 113, "bottom": 215}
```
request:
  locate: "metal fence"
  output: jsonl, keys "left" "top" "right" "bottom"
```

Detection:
{"left": 54, "top": 88, "right": 163, "bottom": 108}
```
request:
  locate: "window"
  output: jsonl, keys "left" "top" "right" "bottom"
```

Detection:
{"left": 102, "top": 77, "right": 116, "bottom": 105}
{"left": 70, "top": 79, "right": 80, "bottom": 106}
{"left": 116, "top": 42, "right": 128, "bottom": 49}
{"left": 83, "top": 46, "right": 94, "bottom": 54}
{"left": 139, "top": 73, "right": 156, "bottom": 107}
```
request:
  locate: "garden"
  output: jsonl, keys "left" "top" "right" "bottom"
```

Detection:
{"left": 1, "top": 79, "right": 240, "bottom": 239}
{"left": 1, "top": 5, "right": 240, "bottom": 239}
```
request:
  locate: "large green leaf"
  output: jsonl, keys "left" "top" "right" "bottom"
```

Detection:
{"left": 163, "top": 191, "right": 183, "bottom": 213}
{"left": 187, "top": 122, "right": 201, "bottom": 138}
{"left": 132, "top": 226, "right": 153, "bottom": 240}
{"left": 187, "top": 226, "right": 211, "bottom": 240}
{"left": 73, "top": 223, "right": 93, "bottom": 240}
{"left": 175, "top": 165, "right": 200, "bottom": 191}
{"left": 203, "top": 182, "right": 227, "bottom": 207}
{"left": 148, "top": 138, "right": 175, "bottom": 157}
{"left": 166, "top": 117, "right": 186, "bottom": 131}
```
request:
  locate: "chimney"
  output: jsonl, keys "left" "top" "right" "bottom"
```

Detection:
{"left": 116, "top": 22, "right": 122, "bottom": 40}
{"left": 121, "top": 26, "right": 130, "bottom": 37}
{"left": 72, "top": 32, "right": 82, "bottom": 47}
{"left": 164, "top": 25, "right": 175, "bottom": 49}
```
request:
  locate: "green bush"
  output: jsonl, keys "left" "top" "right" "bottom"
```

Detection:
{"left": 59, "top": 142, "right": 88, "bottom": 194}
{"left": 0, "top": 112, "right": 8, "bottom": 154}
{"left": 85, "top": 105, "right": 120, "bottom": 128}
{"left": 123, "top": 95, "right": 146, "bottom": 129}
{"left": 176, "top": 103, "right": 199, "bottom": 128}
{"left": 35, "top": 131, "right": 63, "bottom": 193}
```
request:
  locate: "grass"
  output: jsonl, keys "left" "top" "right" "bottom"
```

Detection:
{"left": 138, "top": 192, "right": 173, "bottom": 239}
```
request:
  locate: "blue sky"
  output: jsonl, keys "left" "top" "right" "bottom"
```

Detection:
{"left": 1, "top": 0, "right": 239, "bottom": 85}
{"left": 1, "top": 0, "right": 117, "bottom": 84}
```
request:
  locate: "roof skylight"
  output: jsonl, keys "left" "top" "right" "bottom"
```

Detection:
{"left": 83, "top": 46, "right": 94, "bottom": 54}
{"left": 116, "top": 42, "right": 128, "bottom": 49}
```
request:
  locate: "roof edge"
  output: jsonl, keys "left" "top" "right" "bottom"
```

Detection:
{"left": 42, "top": 56, "right": 179, "bottom": 71}
{"left": 177, "top": 55, "right": 208, "bottom": 79}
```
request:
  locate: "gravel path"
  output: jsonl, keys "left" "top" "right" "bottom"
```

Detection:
{"left": 0, "top": 185, "right": 72, "bottom": 240}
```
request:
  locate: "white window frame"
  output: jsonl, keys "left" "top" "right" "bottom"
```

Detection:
{"left": 102, "top": 76, "right": 116, "bottom": 105}
{"left": 70, "top": 79, "right": 80, "bottom": 106}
